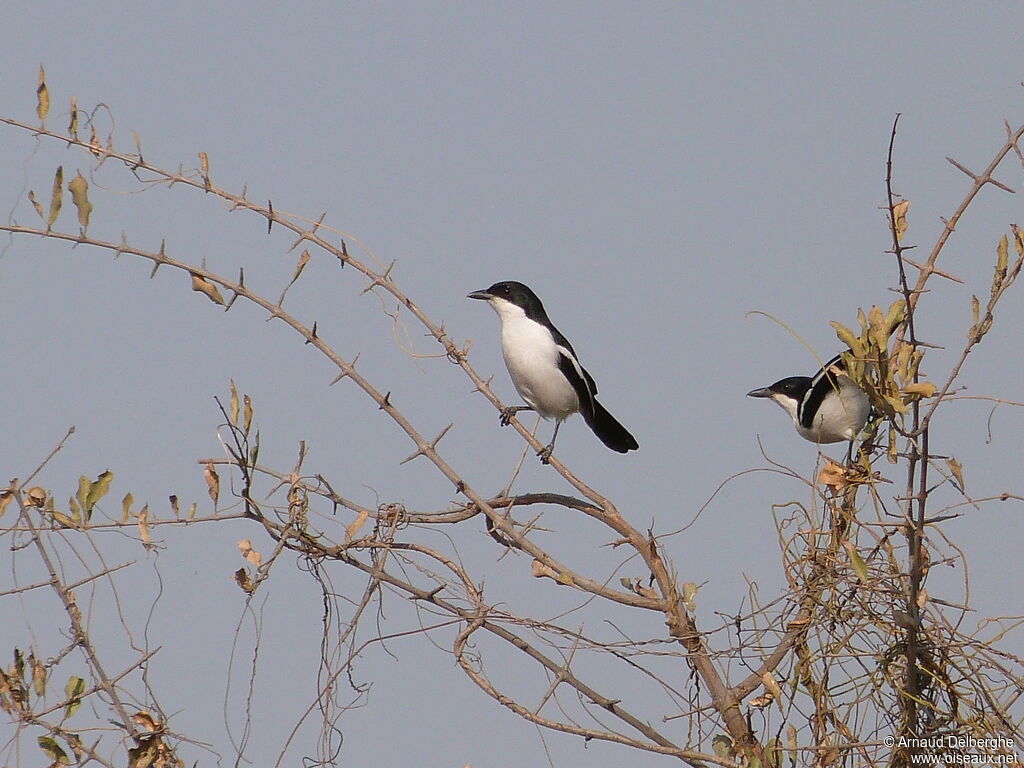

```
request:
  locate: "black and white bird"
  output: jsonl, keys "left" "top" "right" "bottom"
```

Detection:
{"left": 468, "top": 280, "right": 638, "bottom": 462}
{"left": 746, "top": 354, "right": 870, "bottom": 459}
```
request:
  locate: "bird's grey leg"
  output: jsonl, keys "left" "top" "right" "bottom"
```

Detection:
{"left": 538, "top": 420, "right": 562, "bottom": 464}
{"left": 500, "top": 405, "right": 533, "bottom": 426}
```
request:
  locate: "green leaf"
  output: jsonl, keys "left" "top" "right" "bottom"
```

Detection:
{"left": 38, "top": 735, "right": 70, "bottom": 765}
{"left": 682, "top": 581, "right": 700, "bottom": 611}
{"left": 712, "top": 734, "right": 734, "bottom": 760}
{"left": 76, "top": 475, "right": 90, "bottom": 512}
{"left": 84, "top": 470, "right": 113, "bottom": 520}
{"left": 64, "top": 675, "right": 85, "bottom": 718}
{"left": 843, "top": 540, "right": 869, "bottom": 583}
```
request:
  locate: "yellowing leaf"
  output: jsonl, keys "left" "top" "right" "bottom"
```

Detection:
{"left": 121, "top": 492, "right": 133, "bottom": 524}
{"left": 191, "top": 274, "right": 225, "bottom": 305}
{"left": 243, "top": 394, "right": 253, "bottom": 433}
{"left": 885, "top": 299, "right": 906, "bottom": 336}
{"left": 995, "top": 234, "right": 1009, "bottom": 289}
{"left": 0, "top": 490, "right": 11, "bottom": 519}
{"left": 36, "top": 66, "right": 50, "bottom": 121}
{"left": 47, "top": 166, "right": 64, "bottom": 229}
{"left": 68, "top": 171, "right": 93, "bottom": 228}
{"left": 891, "top": 199, "right": 909, "bottom": 242}
{"left": 51, "top": 510, "right": 78, "bottom": 528}
{"left": 902, "top": 381, "right": 936, "bottom": 398}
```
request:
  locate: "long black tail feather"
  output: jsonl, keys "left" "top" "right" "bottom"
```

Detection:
{"left": 584, "top": 399, "right": 638, "bottom": 453}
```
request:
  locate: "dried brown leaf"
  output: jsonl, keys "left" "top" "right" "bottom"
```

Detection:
{"left": 204, "top": 461, "right": 220, "bottom": 504}
{"left": 344, "top": 510, "right": 370, "bottom": 546}
{"left": 138, "top": 505, "right": 152, "bottom": 549}
{"left": 237, "top": 539, "right": 262, "bottom": 566}
{"left": 234, "top": 568, "right": 255, "bottom": 594}
{"left": 191, "top": 274, "right": 225, "bottom": 305}
{"left": 947, "top": 457, "right": 965, "bottom": 490}
{"left": 27, "top": 190, "right": 44, "bottom": 220}
{"left": 68, "top": 96, "right": 78, "bottom": 139}
{"left": 817, "top": 460, "right": 849, "bottom": 491}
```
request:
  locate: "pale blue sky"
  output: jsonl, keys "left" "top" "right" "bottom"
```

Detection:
{"left": 2, "top": 3, "right": 1022, "bottom": 766}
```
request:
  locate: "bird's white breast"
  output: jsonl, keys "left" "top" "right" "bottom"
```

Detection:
{"left": 798, "top": 379, "right": 870, "bottom": 443}
{"left": 493, "top": 303, "right": 579, "bottom": 420}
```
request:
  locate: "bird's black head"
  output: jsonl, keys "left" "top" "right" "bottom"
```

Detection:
{"left": 467, "top": 281, "right": 545, "bottom": 315}
{"left": 746, "top": 376, "right": 812, "bottom": 403}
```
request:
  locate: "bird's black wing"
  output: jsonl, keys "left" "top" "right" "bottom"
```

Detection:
{"left": 554, "top": 344, "right": 598, "bottom": 420}
{"left": 548, "top": 324, "right": 598, "bottom": 395}
{"left": 800, "top": 354, "right": 845, "bottom": 430}
{"left": 550, "top": 322, "right": 638, "bottom": 453}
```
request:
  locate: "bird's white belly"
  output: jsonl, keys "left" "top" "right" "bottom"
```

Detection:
{"left": 501, "top": 319, "right": 579, "bottom": 420}
{"left": 797, "top": 383, "right": 870, "bottom": 443}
